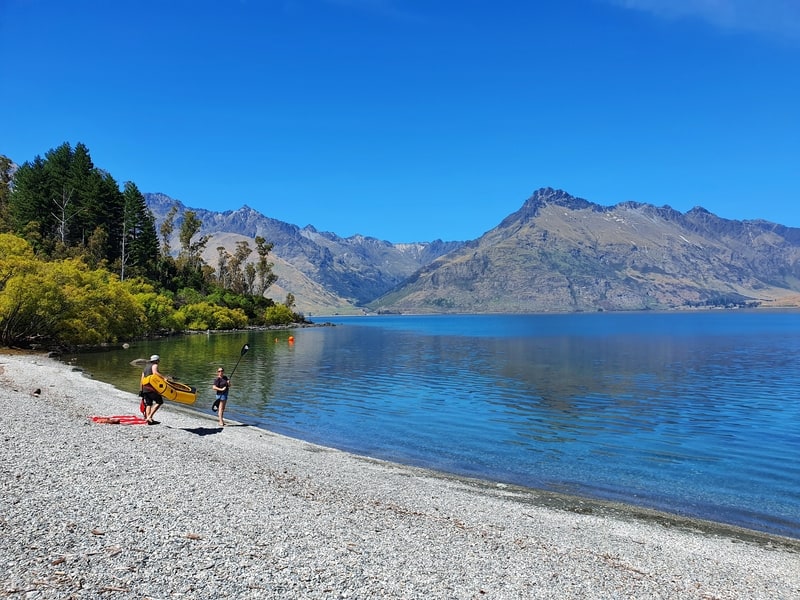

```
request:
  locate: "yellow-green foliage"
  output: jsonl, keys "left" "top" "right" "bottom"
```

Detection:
{"left": 0, "top": 233, "right": 149, "bottom": 345}
{"left": 175, "top": 301, "right": 248, "bottom": 331}
{"left": 128, "top": 281, "right": 181, "bottom": 332}
{"left": 0, "top": 232, "right": 36, "bottom": 281}
{"left": 264, "top": 303, "right": 295, "bottom": 326}
{"left": 0, "top": 232, "right": 260, "bottom": 346}
{"left": 58, "top": 266, "right": 145, "bottom": 345}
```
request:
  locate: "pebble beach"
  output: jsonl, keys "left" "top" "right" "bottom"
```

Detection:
{"left": 1, "top": 352, "right": 798, "bottom": 599}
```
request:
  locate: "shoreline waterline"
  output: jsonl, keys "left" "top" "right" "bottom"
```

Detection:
{"left": 2, "top": 352, "right": 798, "bottom": 598}
{"left": 66, "top": 313, "right": 800, "bottom": 540}
{"left": 124, "top": 378, "right": 800, "bottom": 552}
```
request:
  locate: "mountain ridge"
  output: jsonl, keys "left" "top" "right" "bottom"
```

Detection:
{"left": 146, "top": 187, "right": 800, "bottom": 314}
{"left": 369, "top": 188, "right": 800, "bottom": 313}
{"left": 145, "top": 193, "right": 463, "bottom": 314}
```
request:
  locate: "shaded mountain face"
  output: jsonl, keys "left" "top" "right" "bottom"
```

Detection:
{"left": 144, "top": 193, "right": 463, "bottom": 314}
{"left": 368, "top": 188, "right": 800, "bottom": 313}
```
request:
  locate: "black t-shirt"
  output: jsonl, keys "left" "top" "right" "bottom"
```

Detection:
{"left": 214, "top": 376, "right": 229, "bottom": 393}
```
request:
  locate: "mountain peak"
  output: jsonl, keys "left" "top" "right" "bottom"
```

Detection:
{"left": 499, "top": 188, "right": 593, "bottom": 228}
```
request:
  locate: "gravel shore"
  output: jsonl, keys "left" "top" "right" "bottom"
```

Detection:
{"left": 1, "top": 353, "right": 798, "bottom": 599}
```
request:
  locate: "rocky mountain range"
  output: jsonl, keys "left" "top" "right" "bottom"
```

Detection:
{"left": 145, "top": 193, "right": 462, "bottom": 315}
{"left": 146, "top": 188, "right": 800, "bottom": 315}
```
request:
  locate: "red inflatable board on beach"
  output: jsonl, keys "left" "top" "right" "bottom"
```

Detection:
{"left": 90, "top": 415, "right": 149, "bottom": 425}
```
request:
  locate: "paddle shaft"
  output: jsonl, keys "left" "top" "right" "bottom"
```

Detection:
{"left": 228, "top": 343, "right": 250, "bottom": 379}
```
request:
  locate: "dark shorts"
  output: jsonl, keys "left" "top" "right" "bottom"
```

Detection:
{"left": 215, "top": 394, "right": 228, "bottom": 402}
{"left": 142, "top": 390, "right": 163, "bottom": 407}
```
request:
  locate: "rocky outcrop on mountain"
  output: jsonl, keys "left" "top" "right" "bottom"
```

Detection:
{"left": 145, "top": 193, "right": 463, "bottom": 314}
{"left": 369, "top": 188, "right": 800, "bottom": 313}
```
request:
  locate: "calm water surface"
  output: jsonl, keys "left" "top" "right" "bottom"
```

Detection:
{"left": 70, "top": 312, "right": 800, "bottom": 538}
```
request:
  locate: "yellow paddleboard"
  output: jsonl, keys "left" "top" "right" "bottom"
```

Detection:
{"left": 141, "top": 372, "right": 197, "bottom": 405}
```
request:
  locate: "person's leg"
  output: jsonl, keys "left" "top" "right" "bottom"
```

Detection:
{"left": 217, "top": 398, "right": 226, "bottom": 426}
{"left": 150, "top": 401, "right": 161, "bottom": 420}
{"left": 145, "top": 394, "right": 162, "bottom": 423}
{"left": 143, "top": 395, "right": 154, "bottom": 420}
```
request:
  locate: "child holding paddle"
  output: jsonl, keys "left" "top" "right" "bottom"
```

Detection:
{"left": 212, "top": 367, "right": 230, "bottom": 427}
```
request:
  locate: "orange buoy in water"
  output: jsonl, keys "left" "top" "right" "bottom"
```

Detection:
{"left": 288, "top": 336, "right": 295, "bottom": 344}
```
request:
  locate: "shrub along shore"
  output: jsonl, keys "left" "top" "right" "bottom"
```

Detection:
{"left": 1, "top": 352, "right": 798, "bottom": 598}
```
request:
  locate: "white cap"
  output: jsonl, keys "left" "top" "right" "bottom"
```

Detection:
{"left": 150, "top": 354, "right": 160, "bottom": 362}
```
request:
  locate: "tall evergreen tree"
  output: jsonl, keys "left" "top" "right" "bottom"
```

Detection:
{"left": 64, "top": 143, "right": 124, "bottom": 261}
{"left": 0, "top": 155, "right": 13, "bottom": 232}
{"left": 9, "top": 155, "right": 52, "bottom": 253}
{"left": 9, "top": 142, "right": 125, "bottom": 261}
{"left": 120, "top": 182, "right": 158, "bottom": 280}
{"left": 43, "top": 143, "right": 77, "bottom": 253}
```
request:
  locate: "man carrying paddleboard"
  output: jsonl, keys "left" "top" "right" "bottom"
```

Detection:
{"left": 212, "top": 367, "right": 230, "bottom": 427}
{"left": 140, "top": 355, "right": 165, "bottom": 425}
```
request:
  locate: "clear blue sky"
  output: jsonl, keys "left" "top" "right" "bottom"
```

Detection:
{"left": 2, "top": 1, "right": 799, "bottom": 242}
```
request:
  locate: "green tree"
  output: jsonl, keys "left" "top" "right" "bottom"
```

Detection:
{"left": 172, "top": 209, "right": 211, "bottom": 293}
{"left": 175, "top": 301, "right": 248, "bottom": 330}
{"left": 0, "top": 232, "right": 35, "bottom": 286}
{"left": 215, "top": 246, "right": 231, "bottom": 289}
{"left": 129, "top": 281, "right": 180, "bottom": 332}
{"left": 8, "top": 142, "right": 125, "bottom": 262}
{"left": 0, "top": 234, "right": 147, "bottom": 346}
{"left": 56, "top": 264, "right": 145, "bottom": 344}
{"left": 0, "top": 155, "right": 14, "bottom": 232}
{"left": 227, "top": 240, "right": 252, "bottom": 294}
{"left": 91, "top": 170, "right": 125, "bottom": 263}
{"left": 264, "top": 303, "right": 296, "bottom": 326}
{"left": 120, "top": 182, "right": 158, "bottom": 280}
{"left": 160, "top": 204, "right": 177, "bottom": 257}
{"left": 244, "top": 262, "right": 256, "bottom": 295}
{"left": 254, "top": 235, "right": 278, "bottom": 296}
{"left": 155, "top": 203, "right": 179, "bottom": 288}
{"left": 9, "top": 155, "right": 52, "bottom": 253}
{"left": 84, "top": 226, "right": 109, "bottom": 269}
{"left": 177, "top": 210, "right": 210, "bottom": 273}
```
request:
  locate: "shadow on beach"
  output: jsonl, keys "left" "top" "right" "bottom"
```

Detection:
{"left": 182, "top": 423, "right": 249, "bottom": 436}
{"left": 182, "top": 426, "right": 224, "bottom": 436}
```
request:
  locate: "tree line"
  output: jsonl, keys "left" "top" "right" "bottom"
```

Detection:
{"left": 0, "top": 142, "right": 304, "bottom": 348}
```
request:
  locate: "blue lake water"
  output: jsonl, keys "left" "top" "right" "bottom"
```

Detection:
{"left": 71, "top": 311, "right": 800, "bottom": 539}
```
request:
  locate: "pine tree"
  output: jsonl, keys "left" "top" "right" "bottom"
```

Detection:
{"left": 0, "top": 155, "right": 13, "bottom": 232}
{"left": 9, "top": 155, "right": 53, "bottom": 254}
{"left": 120, "top": 182, "right": 158, "bottom": 280}
{"left": 9, "top": 142, "right": 125, "bottom": 261}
